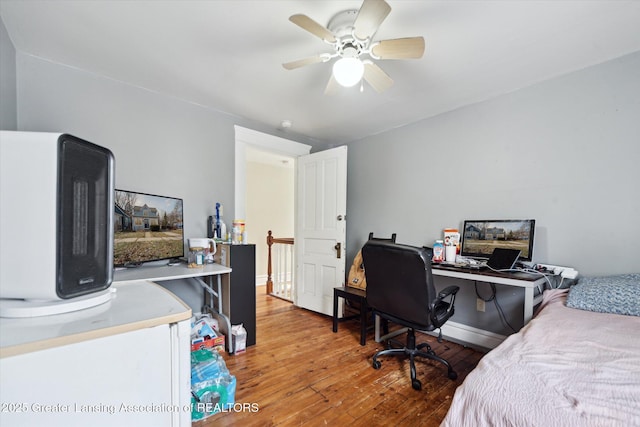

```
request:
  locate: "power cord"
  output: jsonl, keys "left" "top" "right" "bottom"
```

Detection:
{"left": 473, "top": 264, "right": 565, "bottom": 334}
{"left": 487, "top": 265, "right": 554, "bottom": 292}
{"left": 474, "top": 281, "right": 517, "bottom": 333}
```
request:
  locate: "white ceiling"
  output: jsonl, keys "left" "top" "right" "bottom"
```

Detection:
{"left": 2, "top": 0, "right": 640, "bottom": 145}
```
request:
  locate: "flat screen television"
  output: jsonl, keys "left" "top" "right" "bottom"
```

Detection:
{"left": 461, "top": 219, "right": 535, "bottom": 262}
{"left": 113, "top": 189, "right": 184, "bottom": 266}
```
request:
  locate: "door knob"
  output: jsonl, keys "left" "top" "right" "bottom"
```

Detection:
{"left": 334, "top": 242, "right": 341, "bottom": 259}
{"left": 337, "top": 214, "right": 346, "bottom": 221}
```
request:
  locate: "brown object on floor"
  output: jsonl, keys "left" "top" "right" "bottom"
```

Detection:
{"left": 196, "top": 285, "right": 485, "bottom": 427}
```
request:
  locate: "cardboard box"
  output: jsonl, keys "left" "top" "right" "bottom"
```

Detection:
{"left": 444, "top": 228, "right": 461, "bottom": 254}
{"left": 191, "top": 335, "right": 225, "bottom": 353}
{"left": 231, "top": 324, "right": 247, "bottom": 354}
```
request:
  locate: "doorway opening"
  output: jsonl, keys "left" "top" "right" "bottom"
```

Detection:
{"left": 234, "top": 126, "right": 311, "bottom": 302}
{"left": 246, "top": 146, "right": 295, "bottom": 300}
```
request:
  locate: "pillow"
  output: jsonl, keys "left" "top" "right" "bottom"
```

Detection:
{"left": 566, "top": 274, "right": 640, "bottom": 316}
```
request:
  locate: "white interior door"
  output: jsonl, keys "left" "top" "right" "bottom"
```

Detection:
{"left": 295, "top": 146, "right": 347, "bottom": 316}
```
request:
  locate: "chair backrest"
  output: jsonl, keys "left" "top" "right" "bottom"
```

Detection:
{"left": 346, "top": 233, "right": 398, "bottom": 290}
{"left": 362, "top": 240, "right": 437, "bottom": 329}
{"left": 368, "top": 232, "right": 397, "bottom": 242}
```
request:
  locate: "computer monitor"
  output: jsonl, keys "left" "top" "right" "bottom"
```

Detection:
{"left": 461, "top": 219, "right": 535, "bottom": 262}
{"left": 113, "top": 189, "right": 184, "bottom": 267}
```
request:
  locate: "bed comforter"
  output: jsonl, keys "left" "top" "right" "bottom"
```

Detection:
{"left": 441, "top": 289, "right": 640, "bottom": 427}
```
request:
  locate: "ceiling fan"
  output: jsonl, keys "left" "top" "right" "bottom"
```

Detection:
{"left": 282, "top": 0, "right": 425, "bottom": 94}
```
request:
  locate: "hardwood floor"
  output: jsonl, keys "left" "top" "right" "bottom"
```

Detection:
{"left": 196, "top": 286, "right": 485, "bottom": 426}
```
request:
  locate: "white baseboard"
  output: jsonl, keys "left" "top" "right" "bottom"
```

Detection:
{"left": 425, "top": 321, "right": 506, "bottom": 350}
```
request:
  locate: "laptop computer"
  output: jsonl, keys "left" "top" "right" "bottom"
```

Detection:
{"left": 435, "top": 247, "right": 521, "bottom": 271}
{"left": 486, "top": 248, "right": 521, "bottom": 270}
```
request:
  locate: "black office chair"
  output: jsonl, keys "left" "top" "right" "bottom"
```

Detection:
{"left": 362, "top": 240, "right": 459, "bottom": 390}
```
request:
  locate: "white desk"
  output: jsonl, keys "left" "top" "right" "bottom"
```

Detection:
{"left": 0, "top": 281, "right": 192, "bottom": 427}
{"left": 375, "top": 266, "right": 547, "bottom": 349}
{"left": 113, "top": 263, "right": 233, "bottom": 352}
{"left": 431, "top": 265, "right": 546, "bottom": 324}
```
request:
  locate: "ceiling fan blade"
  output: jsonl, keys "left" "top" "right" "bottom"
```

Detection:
{"left": 354, "top": 0, "right": 392, "bottom": 40}
{"left": 371, "top": 37, "right": 426, "bottom": 59}
{"left": 283, "top": 55, "right": 327, "bottom": 70}
{"left": 289, "top": 14, "right": 336, "bottom": 43}
{"left": 363, "top": 61, "right": 393, "bottom": 93}
{"left": 324, "top": 74, "right": 339, "bottom": 95}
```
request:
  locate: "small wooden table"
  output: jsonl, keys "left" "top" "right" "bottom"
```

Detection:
{"left": 333, "top": 286, "right": 368, "bottom": 346}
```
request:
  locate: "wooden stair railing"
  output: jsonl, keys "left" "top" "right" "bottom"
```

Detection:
{"left": 266, "top": 230, "right": 294, "bottom": 300}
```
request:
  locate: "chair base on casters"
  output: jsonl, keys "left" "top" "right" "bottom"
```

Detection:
{"left": 372, "top": 328, "right": 458, "bottom": 391}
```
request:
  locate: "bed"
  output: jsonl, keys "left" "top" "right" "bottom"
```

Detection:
{"left": 441, "top": 274, "right": 640, "bottom": 427}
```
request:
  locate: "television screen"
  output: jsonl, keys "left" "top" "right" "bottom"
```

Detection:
{"left": 113, "top": 189, "right": 184, "bottom": 266}
{"left": 461, "top": 219, "right": 535, "bottom": 262}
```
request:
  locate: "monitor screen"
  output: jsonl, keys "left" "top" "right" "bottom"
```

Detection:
{"left": 461, "top": 219, "right": 535, "bottom": 262}
{"left": 113, "top": 189, "right": 184, "bottom": 266}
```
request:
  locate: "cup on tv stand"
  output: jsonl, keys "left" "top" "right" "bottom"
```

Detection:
{"left": 445, "top": 245, "right": 457, "bottom": 263}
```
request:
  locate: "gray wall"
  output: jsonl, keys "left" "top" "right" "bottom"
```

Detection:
{"left": 11, "top": 51, "right": 319, "bottom": 311}
{"left": 346, "top": 51, "right": 640, "bottom": 334}
{"left": 4, "top": 19, "right": 639, "bottom": 334}
{"left": 0, "top": 17, "right": 16, "bottom": 130}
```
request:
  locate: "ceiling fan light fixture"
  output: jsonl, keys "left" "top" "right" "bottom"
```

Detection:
{"left": 332, "top": 57, "right": 364, "bottom": 87}
{"left": 285, "top": 0, "right": 421, "bottom": 94}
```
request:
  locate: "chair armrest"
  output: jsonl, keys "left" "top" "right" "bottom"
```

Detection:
{"left": 438, "top": 286, "right": 459, "bottom": 299}
{"left": 430, "top": 285, "right": 460, "bottom": 329}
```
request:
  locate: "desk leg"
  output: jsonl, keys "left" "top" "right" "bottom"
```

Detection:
{"left": 216, "top": 275, "right": 223, "bottom": 314}
{"left": 332, "top": 290, "right": 339, "bottom": 333}
{"left": 359, "top": 300, "right": 367, "bottom": 346}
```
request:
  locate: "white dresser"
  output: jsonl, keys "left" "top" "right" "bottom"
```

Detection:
{"left": 0, "top": 281, "right": 192, "bottom": 426}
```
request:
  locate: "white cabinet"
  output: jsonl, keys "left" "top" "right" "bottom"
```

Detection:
{"left": 0, "top": 281, "right": 192, "bottom": 426}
